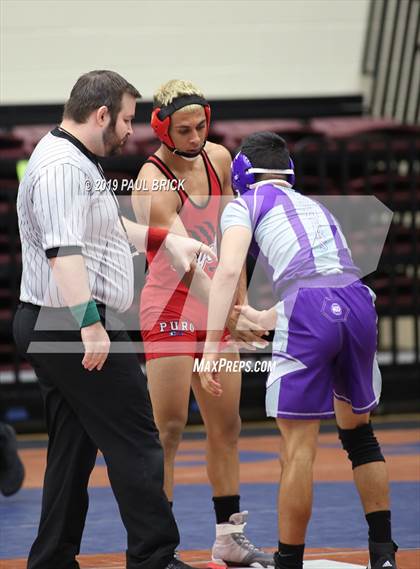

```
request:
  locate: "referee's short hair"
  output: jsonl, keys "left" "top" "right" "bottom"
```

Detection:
{"left": 63, "top": 70, "right": 141, "bottom": 125}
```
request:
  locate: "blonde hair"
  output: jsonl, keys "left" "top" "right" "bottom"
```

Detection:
{"left": 153, "top": 79, "right": 204, "bottom": 114}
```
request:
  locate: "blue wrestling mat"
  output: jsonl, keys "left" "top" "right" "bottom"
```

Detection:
{"left": 1, "top": 482, "right": 419, "bottom": 558}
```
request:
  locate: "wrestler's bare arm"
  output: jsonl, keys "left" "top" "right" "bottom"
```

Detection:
{"left": 207, "top": 143, "right": 249, "bottom": 313}
{"left": 131, "top": 163, "right": 212, "bottom": 302}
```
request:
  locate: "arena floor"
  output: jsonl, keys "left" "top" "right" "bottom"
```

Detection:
{"left": 1, "top": 417, "right": 419, "bottom": 569}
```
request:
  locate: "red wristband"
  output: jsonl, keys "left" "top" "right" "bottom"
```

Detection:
{"left": 146, "top": 227, "right": 169, "bottom": 253}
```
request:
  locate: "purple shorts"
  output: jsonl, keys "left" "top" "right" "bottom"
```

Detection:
{"left": 266, "top": 282, "right": 381, "bottom": 420}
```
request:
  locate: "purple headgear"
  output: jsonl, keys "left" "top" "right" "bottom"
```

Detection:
{"left": 231, "top": 151, "right": 295, "bottom": 195}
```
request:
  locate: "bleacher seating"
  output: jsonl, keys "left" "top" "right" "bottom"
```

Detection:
{"left": 0, "top": 116, "right": 419, "bottom": 427}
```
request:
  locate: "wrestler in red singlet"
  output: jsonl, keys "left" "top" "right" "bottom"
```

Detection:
{"left": 131, "top": 80, "right": 273, "bottom": 568}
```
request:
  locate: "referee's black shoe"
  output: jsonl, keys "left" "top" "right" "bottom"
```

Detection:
{"left": 165, "top": 557, "right": 195, "bottom": 568}
{"left": 367, "top": 540, "right": 398, "bottom": 569}
{"left": 0, "top": 424, "right": 25, "bottom": 497}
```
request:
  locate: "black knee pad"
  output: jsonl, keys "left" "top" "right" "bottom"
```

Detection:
{"left": 337, "top": 422, "right": 385, "bottom": 469}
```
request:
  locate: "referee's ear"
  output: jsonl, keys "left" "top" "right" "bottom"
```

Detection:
{"left": 96, "top": 105, "right": 110, "bottom": 127}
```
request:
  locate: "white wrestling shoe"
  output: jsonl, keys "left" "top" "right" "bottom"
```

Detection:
{"left": 212, "top": 511, "right": 274, "bottom": 567}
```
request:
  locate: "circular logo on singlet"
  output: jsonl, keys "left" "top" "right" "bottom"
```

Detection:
{"left": 331, "top": 302, "right": 342, "bottom": 316}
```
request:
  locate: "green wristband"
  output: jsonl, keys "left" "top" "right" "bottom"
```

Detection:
{"left": 70, "top": 300, "right": 101, "bottom": 328}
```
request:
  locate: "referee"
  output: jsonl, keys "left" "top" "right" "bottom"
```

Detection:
{"left": 13, "top": 70, "right": 204, "bottom": 569}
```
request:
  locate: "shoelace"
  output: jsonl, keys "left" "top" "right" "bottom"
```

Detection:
{"left": 233, "top": 532, "right": 262, "bottom": 553}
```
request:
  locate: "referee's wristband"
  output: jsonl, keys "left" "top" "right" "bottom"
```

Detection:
{"left": 70, "top": 300, "right": 101, "bottom": 329}
{"left": 146, "top": 227, "right": 169, "bottom": 254}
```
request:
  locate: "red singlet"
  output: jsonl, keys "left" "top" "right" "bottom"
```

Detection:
{"left": 140, "top": 150, "right": 228, "bottom": 360}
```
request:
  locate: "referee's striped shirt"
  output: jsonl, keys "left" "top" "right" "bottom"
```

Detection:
{"left": 17, "top": 128, "right": 134, "bottom": 312}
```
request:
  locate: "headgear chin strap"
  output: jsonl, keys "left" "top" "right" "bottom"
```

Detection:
{"left": 231, "top": 151, "right": 295, "bottom": 195}
{"left": 151, "top": 94, "right": 211, "bottom": 158}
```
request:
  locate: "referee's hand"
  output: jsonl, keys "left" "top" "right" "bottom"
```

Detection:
{"left": 81, "top": 322, "right": 111, "bottom": 371}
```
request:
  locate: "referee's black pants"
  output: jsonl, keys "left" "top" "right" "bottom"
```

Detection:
{"left": 13, "top": 303, "right": 179, "bottom": 569}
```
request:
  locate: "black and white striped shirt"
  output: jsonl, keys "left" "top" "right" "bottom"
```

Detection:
{"left": 17, "top": 129, "right": 134, "bottom": 312}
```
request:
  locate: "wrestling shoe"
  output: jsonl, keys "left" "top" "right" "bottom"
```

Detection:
{"left": 367, "top": 540, "right": 398, "bottom": 569}
{"left": 212, "top": 511, "right": 274, "bottom": 567}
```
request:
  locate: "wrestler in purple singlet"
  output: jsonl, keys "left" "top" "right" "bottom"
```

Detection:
{"left": 222, "top": 171, "right": 381, "bottom": 419}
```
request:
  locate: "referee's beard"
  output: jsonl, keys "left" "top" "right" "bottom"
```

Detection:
{"left": 102, "top": 123, "right": 129, "bottom": 156}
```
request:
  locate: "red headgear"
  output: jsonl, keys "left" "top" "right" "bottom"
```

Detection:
{"left": 151, "top": 94, "right": 211, "bottom": 151}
